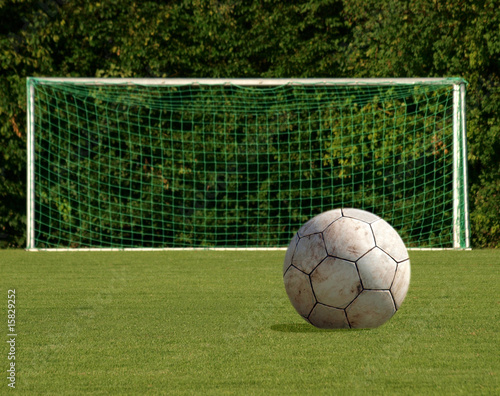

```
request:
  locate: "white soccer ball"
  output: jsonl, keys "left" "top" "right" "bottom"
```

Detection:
{"left": 283, "top": 208, "right": 410, "bottom": 329}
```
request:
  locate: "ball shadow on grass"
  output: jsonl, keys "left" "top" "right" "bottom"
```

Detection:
{"left": 270, "top": 323, "right": 369, "bottom": 333}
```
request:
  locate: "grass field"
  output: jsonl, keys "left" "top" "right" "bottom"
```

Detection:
{"left": 1, "top": 249, "right": 498, "bottom": 395}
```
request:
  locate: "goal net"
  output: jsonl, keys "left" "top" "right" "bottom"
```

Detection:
{"left": 26, "top": 78, "right": 470, "bottom": 250}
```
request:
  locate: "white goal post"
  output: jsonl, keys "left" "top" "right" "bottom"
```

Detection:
{"left": 26, "top": 77, "right": 470, "bottom": 251}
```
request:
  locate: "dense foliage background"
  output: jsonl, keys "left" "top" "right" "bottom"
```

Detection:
{"left": 1, "top": 0, "right": 499, "bottom": 248}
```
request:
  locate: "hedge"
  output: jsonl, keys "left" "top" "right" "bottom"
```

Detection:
{"left": 1, "top": 0, "right": 498, "bottom": 247}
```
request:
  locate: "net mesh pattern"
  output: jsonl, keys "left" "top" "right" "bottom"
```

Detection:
{"left": 28, "top": 79, "right": 468, "bottom": 249}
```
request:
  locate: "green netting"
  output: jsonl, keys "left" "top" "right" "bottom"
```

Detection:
{"left": 27, "top": 78, "right": 469, "bottom": 249}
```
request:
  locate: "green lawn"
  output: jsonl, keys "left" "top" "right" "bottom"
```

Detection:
{"left": 1, "top": 250, "right": 498, "bottom": 395}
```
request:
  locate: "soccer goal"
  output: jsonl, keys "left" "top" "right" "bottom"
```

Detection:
{"left": 26, "top": 78, "right": 470, "bottom": 251}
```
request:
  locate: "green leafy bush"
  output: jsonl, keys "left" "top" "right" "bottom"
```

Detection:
{"left": 1, "top": 0, "right": 499, "bottom": 247}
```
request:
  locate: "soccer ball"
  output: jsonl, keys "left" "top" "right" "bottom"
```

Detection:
{"left": 283, "top": 208, "right": 410, "bottom": 329}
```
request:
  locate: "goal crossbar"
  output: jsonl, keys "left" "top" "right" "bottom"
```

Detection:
{"left": 29, "top": 77, "right": 463, "bottom": 87}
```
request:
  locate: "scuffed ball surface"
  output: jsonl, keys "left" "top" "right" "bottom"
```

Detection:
{"left": 283, "top": 208, "right": 410, "bottom": 329}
